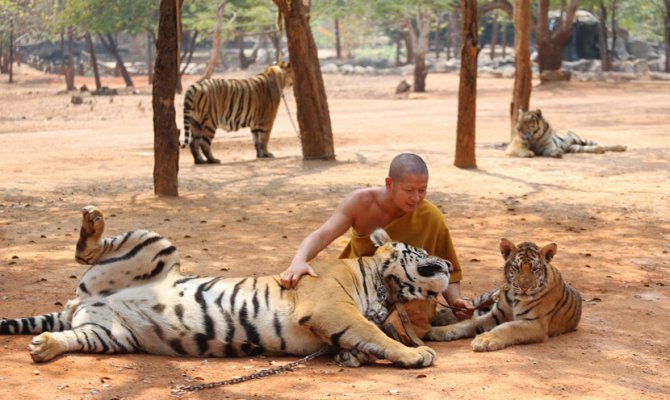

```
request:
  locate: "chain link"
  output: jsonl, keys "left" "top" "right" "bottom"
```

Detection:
{"left": 171, "top": 348, "right": 331, "bottom": 395}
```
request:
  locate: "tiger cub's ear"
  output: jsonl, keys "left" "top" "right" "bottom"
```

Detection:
{"left": 534, "top": 109, "right": 543, "bottom": 117}
{"left": 499, "top": 238, "right": 517, "bottom": 260}
{"left": 539, "top": 243, "right": 558, "bottom": 263}
{"left": 370, "top": 229, "right": 392, "bottom": 247}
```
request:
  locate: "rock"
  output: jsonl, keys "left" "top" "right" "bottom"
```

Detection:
{"left": 539, "top": 69, "right": 572, "bottom": 83}
{"left": 70, "top": 95, "right": 83, "bottom": 105}
{"left": 395, "top": 80, "right": 411, "bottom": 94}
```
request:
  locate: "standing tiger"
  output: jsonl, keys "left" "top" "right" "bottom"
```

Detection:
{"left": 506, "top": 109, "right": 627, "bottom": 158}
{"left": 182, "top": 62, "right": 292, "bottom": 164}
{"left": 427, "top": 238, "right": 582, "bottom": 351}
{"left": 1, "top": 206, "right": 452, "bottom": 368}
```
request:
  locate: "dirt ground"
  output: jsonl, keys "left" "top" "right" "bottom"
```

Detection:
{"left": 0, "top": 64, "right": 668, "bottom": 400}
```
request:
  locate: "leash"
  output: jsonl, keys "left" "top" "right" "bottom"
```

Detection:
{"left": 171, "top": 348, "right": 330, "bottom": 395}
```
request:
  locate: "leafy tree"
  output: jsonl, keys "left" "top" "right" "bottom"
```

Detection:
{"left": 536, "top": 0, "right": 579, "bottom": 73}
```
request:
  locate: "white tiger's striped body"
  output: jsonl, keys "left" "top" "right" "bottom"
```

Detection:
{"left": 1, "top": 206, "right": 452, "bottom": 368}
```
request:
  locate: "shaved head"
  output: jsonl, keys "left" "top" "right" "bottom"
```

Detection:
{"left": 388, "top": 153, "right": 429, "bottom": 181}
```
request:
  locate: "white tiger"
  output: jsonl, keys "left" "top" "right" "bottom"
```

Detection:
{"left": 0, "top": 206, "right": 452, "bottom": 368}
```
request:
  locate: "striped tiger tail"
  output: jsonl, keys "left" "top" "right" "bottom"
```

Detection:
{"left": 1, "top": 311, "right": 72, "bottom": 335}
{"left": 182, "top": 83, "right": 197, "bottom": 148}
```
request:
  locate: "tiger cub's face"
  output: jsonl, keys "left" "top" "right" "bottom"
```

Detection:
{"left": 516, "top": 109, "right": 545, "bottom": 146}
{"left": 500, "top": 238, "right": 557, "bottom": 297}
{"left": 370, "top": 229, "right": 452, "bottom": 304}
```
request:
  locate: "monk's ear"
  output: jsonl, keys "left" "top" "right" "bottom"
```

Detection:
{"left": 499, "top": 238, "right": 516, "bottom": 261}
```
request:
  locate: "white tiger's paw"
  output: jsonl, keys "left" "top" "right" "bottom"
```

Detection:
{"left": 397, "top": 346, "right": 436, "bottom": 368}
{"left": 471, "top": 332, "right": 508, "bottom": 352}
{"left": 29, "top": 333, "right": 67, "bottom": 363}
{"left": 81, "top": 206, "right": 105, "bottom": 237}
{"left": 335, "top": 349, "right": 370, "bottom": 368}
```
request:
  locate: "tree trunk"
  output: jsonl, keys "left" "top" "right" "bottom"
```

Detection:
{"left": 450, "top": 11, "right": 461, "bottom": 60}
{"left": 490, "top": 11, "right": 499, "bottom": 61}
{"left": 501, "top": 21, "right": 507, "bottom": 58}
{"left": 203, "top": 1, "right": 227, "bottom": 80}
{"left": 434, "top": 14, "right": 442, "bottom": 59}
{"left": 610, "top": 1, "right": 620, "bottom": 59}
{"left": 598, "top": 1, "right": 611, "bottom": 72}
{"left": 413, "top": 10, "right": 431, "bottom": 93}
{"left": 98, "top": 34, "right": 135, "bottom": 88}
{"left": 152, "top": 0, "right": 182, "bottom": 196}
{"left": 84, "top": 32, "right": 102, "bottom": 90}
{"left": 403, "top": 25, "right": 414, "bottom": 65}
{"left": 454, "top": 0, "right": 478, "bottom": 169}
{"left": 510, "top": 0, "right": 532, "bottom": 140}
{"left": 414, "top": 55, "right": 428, "bottom": 92}
{"left": 536, "top": 0, "right": 578, "bottom": 72}
{"left": 665, "top": 0, "right": 670, "bottom": 72}
{"left": 146, "top": 31, "right": 154, "bottom": 85}
{"left": 65, "top": 27, "right": 76, "bottom": 91}
{"left": 60, "top": 30, "right": 65, "bottom": 75}
{"left": 8, "top": 19, "right": 14, "bottom": 83}
{"left": 335, "top": 17, "right": 342, "bottom": 59}
{"left": 272, "top": 0, "right": 335, "bottom": 160}
{"left": 395, "top": 29, "right": 403, "bottom": 66}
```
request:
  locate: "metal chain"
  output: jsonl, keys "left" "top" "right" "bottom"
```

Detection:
{"left": 281, "top": 93, "right": 301, "bottom": 138}
{"left": 171, "top": 348, "right": 331, "bottom": 396}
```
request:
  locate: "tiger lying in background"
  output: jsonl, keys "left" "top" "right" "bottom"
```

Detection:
{"left": 427, "top": 238, "right": 582, "bottom": 351}
{"left": 506, "top": 109, "right": 627, "bottom": 158}
{"left": 182, "top": 62, "right": 292, "bottom": 164}
{"left": 0, "top": 206, "right": 452, "bottom": 368}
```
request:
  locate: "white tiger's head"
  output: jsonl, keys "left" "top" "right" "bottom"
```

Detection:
{"left": 516, "top": 109, "right": 547, "bottom": 146}
{"left": 370, "top": 229, "right": 452, "bottom": 304}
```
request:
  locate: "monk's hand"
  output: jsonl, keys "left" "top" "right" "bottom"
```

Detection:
{"left": 279, "top": 260, "right": 318, "bottom": 289}
{"left": 451, "top": 298, "right": 474, "bottom": 320}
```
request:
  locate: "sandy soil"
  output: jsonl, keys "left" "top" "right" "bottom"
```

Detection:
{"left": 0, "top": 65, "right": 669, "bottom": 400}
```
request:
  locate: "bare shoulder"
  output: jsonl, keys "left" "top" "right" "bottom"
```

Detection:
{"left": 345, "top": 187, "right": 383, "bottom": 207}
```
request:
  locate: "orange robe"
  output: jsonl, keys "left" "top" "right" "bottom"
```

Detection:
{"left": 338, "top": 199, "right": 462, "bottom": 345}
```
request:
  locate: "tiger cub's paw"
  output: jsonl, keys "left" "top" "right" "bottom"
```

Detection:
{"left": 471, "top": 332, "right": 508, "bottom": 352}
{"left": 397, "top": 346, "right": 436, "bottom": 368}
{"left": 335, "top": 349, "right": 370, "bottom": 368}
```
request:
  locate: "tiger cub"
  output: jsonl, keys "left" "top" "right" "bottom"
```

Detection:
{"left": 506, "top": 109, "right": 627, "bottom": 158}
{"left": 1, "top": 206, "right": 452, "bottom": 368}
{"left": 182, "top": 62, "right": 292, "bottom": 164}
{"left": 427, "top": 238, "right": 582, "bottom": 351}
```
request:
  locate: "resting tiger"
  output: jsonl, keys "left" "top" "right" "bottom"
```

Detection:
{"left": 182, "top": 62, "right": 292, "bottom": 164}
{"left": 427, "top": 238, "right": 582, "bottom": 351}
{"left": 506, "top": 109, "right": 627, "bottom": 158}
{"left": 0, "top": 206, "right": 452, "bottom": 368}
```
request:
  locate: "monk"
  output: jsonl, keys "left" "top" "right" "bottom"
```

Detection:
{"left": 279, "top": 153, "right": 473, "bottom": 345}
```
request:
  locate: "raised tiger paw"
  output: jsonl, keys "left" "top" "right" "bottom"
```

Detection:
{"left": 335, "top": 349, "right": 371, "bottom": 368}
{"left": 81, "top": 206, "right": 105, "bottom": 238}
{"left": 471, "top": 332, "right": 508, "bottom": 352}
{"left": 29, "top": 332, "right": 67, "bottom": 363}
{"left": 396, "top": 346, "right": 436, "bottom": 368}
